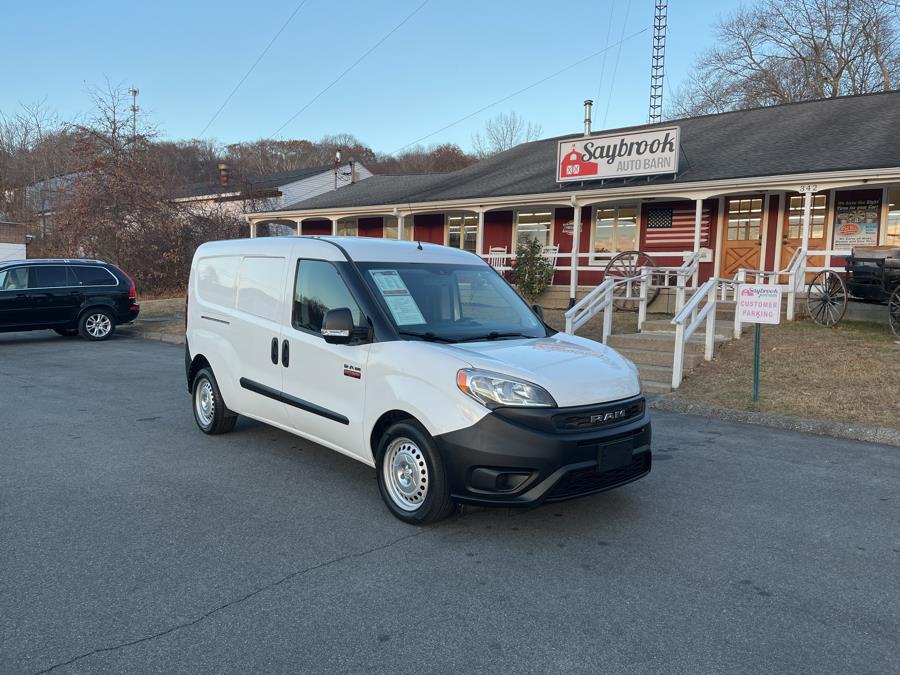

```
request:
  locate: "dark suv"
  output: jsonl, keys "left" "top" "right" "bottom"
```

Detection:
{"left": 0, "top": 259, "right": 139, "bottom": 340}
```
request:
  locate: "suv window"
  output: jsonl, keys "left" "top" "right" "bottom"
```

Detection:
{"left": 72, "top": 265, "right": 117, "bottom": 286}
{"left": 0, "top": 267, "right": 29, "bottom": 291}
{"left": 28, "top": 266, "right": 71, "bottom": 288}
{"left": 293, "top": 260, "right": 364, "bottom": 335}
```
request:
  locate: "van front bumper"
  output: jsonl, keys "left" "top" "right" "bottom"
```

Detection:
{"left": 433, "top": 395, "right": 651, "bottom": 506}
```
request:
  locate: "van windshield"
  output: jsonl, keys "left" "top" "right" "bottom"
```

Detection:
{"left": 357, "top": 262, "right": 548, "bottom": 343}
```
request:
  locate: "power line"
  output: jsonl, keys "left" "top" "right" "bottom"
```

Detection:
{"left": 595, "top": 3, "right": 615, "bottom": 113}
{"left": 198, "top": 0, "right": 311, "bottom": 137}
{"left": 270, "top": 0, "right": 431, "bottom": 138}
{"left": 602, "top": 0, "right": 631, "bottom": 128}
{"left": 393, "top": 25, "right": 652, "bottom": 154}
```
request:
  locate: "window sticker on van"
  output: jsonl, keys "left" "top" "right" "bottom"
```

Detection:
{"left": 368, "top": 269, "right": 426, "bottom": 325}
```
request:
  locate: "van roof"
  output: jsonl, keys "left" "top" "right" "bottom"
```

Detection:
{"left": 197, "top": 236, "right": 486, "bottom": 265}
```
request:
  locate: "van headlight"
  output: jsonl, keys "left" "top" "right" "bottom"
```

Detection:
{"left": 456, "top": 368, "right": 556, "bottom": 409}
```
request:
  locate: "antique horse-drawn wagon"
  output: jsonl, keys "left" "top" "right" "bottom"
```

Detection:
{"left": 806, "top": 246, "right": 900, "bottom": 338}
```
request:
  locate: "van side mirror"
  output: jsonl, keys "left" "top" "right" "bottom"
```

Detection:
{"left": 531, "top": 304, "right": 545, "bottom": 321}
{"left": 321, "top": 307, "right": 353, "bottom": 344}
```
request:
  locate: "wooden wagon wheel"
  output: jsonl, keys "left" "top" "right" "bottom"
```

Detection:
{"left": 889, "top": 286, "right": 900, "bottom": 340}
{"left": 604, "top": 250, "right": 660, "bottom": 311}
{"left": 806, "top": 270, "right": 848, "bottom": 327}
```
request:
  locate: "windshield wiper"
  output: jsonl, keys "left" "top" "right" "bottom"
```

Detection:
{"left": 456, "top": 331, "right": 531, "bottom": 343}
{"left": 397, "top": 330, "right": 458, "bottom": 343}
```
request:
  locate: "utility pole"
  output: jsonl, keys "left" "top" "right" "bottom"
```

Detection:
{"left": 129, "top": 87, "right": 140, "bottom": 140}
{"left": 648, "top": 1, "right": 667, "bottom": 124}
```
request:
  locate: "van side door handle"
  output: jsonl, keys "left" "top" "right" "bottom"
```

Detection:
{"left": 281, "top": 339, "right": 290, "bottom": 367}
{"left": 270, "top": 337, "right": 279, "bottom": 365}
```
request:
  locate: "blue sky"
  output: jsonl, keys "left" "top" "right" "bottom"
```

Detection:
{"left": 0, "top": 0, "right": 743, "bottom": 154}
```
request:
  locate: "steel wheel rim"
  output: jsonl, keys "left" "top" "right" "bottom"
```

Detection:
{"left": 195, "top": 378, "right": 215, "bottom": 428}
{"left": 86, "top": 313, "right": 112, "bottom": 337}
{"left": 890, "top": 287, "right": 900, "bottom": 339}
{"left": 383, "top": 437, "right": 428, "bottom": 511}
{"left": 806, "top": 271, "right": 847, "bottom": 327}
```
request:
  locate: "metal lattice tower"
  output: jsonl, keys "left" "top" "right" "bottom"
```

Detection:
{"left": 648, "top": 0, "right": 667, "bottom": 124}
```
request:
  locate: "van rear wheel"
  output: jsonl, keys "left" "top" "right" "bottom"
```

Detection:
{"left": 376, "top": 421, "right": 454, "bottom": 525}
{"left": 192, "top": 367, "right": 237, "bottom": 434}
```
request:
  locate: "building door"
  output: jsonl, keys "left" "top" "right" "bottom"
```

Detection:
{"left": 780, "top": 193, "right": 828, "bottom": 280}
{"left": 722, "top": 196, "right": 764, "bottom": 278}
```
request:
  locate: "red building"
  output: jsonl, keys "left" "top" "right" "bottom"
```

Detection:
{"left": 248, "top": 92, "right": 900, "bottom": 304}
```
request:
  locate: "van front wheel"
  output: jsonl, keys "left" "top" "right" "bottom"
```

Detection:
{"left": 192, "top": 367, "right": 237, "bottom": 435}
{"left": 376, "top": 421, "right": 454, "bottom": 525}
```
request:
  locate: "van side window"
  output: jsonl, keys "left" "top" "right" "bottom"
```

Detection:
{"left": 293, "top": 260, "right": 364, "bottom": 334}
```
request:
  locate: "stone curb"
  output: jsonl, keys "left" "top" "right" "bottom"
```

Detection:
{"left": 649, "top": 396, "right": 900, "bottom": 448}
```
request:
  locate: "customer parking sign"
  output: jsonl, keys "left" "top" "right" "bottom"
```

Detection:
{"left": 737, "top": 284, "right": 782, "bottom": 324}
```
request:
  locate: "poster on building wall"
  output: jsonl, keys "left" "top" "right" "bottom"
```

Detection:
{"left": 834, "top": 198, "right": 880, "bottom": 247}
{"left": 557, "top": 127, "right": 680, "bottom": 182}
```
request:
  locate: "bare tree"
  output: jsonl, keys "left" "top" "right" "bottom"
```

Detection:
{"left": 670, "top": 0, "right": 900, "bottom": 118}
{"left": 371, "top": 143, "right": 476, "bottom": 174}
{"left": 471, "top": 112, "right": 542, "bottom": 158}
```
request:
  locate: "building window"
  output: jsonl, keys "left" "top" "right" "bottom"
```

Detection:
{"left": 786, "top": 194, "right": 826, "bottom": 239}
{"left": 335, "top": 218, "right": 357, "bottom": 236}
{"left": 446, "top": 214, "right": 478, "bottom": 252}
{"left": 591, "top": 205, "right": 637, "bottom": 262}
{"left": 515, "top": 210, "right": 552, "bottom": 249}
{"left": 887, "top": 189, "right": 900, "bottom": 243}
{"left": 726, "top": 198, "right": 763, "bottom": 241}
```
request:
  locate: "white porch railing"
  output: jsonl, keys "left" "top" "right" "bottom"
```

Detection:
{"left": 670, "top": 277, "right": 733, "bottom": 390}
{"left": 562, "top": 250, "right": 705, "bottom": 341}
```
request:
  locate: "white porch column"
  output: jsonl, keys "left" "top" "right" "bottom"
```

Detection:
{"left": 569, "top": 198, "right": 581, "bottom": 308}
{"left": 397, "top": 213, "right": 405, "bottom": 240}
{"left": 476, "top": 210, "right": 485, "bottom": 256}
{"left": 330, "top": 217, "right": 337, "bottom": 236}
{"left": 692, "top": 198, "right": 703, "bottom": 288}
{"left": 295, "top": 219, "right": 303, "bottom": 236}
{"left": 801, "top": 191, "right": 813, "bottom": 252}
{"left": 248, "top": 219, "right": 257, "bottom": 238}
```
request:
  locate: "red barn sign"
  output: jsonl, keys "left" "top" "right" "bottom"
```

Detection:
{"left": 557, "top": 127, "right": 680, "bottom": 183}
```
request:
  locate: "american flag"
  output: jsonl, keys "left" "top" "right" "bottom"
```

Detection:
{"left": 645, "top": 207, "right": 711, "bottom": 246}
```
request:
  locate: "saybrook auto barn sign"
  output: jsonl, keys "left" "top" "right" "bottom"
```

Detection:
{"left": 557, "top": 126, "right": 680, "bottom": 182}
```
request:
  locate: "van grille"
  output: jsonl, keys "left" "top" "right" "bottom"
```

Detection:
{"left": 552, "top": 397, "right": 645, "bottom": 432}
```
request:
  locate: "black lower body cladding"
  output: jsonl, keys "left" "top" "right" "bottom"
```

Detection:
{"left": 433, "top": 397, "right": 651, "bottom": 506}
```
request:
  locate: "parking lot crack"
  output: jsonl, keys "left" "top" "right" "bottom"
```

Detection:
{"left": 35, "top": 529, "right": 427, "bottom": 674}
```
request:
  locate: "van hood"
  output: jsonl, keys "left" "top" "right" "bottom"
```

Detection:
{"left": 448, "top": 333, "right": 641, "bottom": 407}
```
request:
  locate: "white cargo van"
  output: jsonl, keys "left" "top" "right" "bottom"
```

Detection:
{"left": 185, "top": 237, "right": 651, "bottom": 524}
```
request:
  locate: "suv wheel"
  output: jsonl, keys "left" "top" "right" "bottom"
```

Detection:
{"left": 79, "top": 309, "right": 116, "bottom": 341}
{"left": 192, "top": 367, "right": 237, "bottom": 434}
{"left": 376, "top": 421, "right": 454, "bottom": 525}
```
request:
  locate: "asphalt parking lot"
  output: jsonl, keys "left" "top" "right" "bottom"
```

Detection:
{"left": 1, "top": 332, "right": 898, "bottom": 674}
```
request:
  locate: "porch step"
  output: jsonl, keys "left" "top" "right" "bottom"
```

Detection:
{"left": 641, "top": 379, "right": 675, "bottom": 395}
{"left": 614, "top": 346, "right": 704, "bottom": 370}
{"left": 607, "top": 331, "right": 727, "bottom": 355}
{"left": 640, "top": 318, "right": 733, "bottom": 335}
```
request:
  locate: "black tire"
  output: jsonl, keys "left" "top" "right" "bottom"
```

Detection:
{"left": 376, "top": 421, "right": 455, "bottom": 525}
{"left": 191, "top": 367, "right": 237, "bottom": 435}
{"left": 78, "top": 308, "right": 116, "bottom": 341}
{"left": 54, "top": 328, "right": 79, "bottom": 337}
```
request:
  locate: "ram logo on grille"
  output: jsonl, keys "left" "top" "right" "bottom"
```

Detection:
{"left": 590, "top": 409, "right": 627, "bottom": 425}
